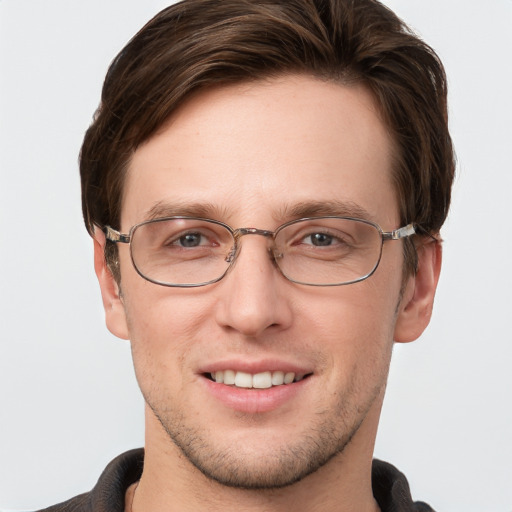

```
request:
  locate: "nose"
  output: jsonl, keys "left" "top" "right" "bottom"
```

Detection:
{"left": 214, "top": 235, "right": 293, "bottom": 338}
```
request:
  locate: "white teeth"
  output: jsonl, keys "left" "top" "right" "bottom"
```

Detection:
{"left": 210, "top": 370, "right": 307, "bottom": 388}
{"left": 234, "top": 371, "right": 253, "bottom": 388}
{"left": 253, "top": 371, "right": 272, "bottom": 389}
{"left": 284, "top": 372, "right": 295, "bottom": 384}
{"left": 271, "top": 371, "right": 284, "bottom": 385}
{"left": 223, "top": 369, "right": 236, "bottom": 385}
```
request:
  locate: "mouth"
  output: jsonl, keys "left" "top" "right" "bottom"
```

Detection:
{"left": 205, "top": 370, "right": 312, "bottom": 389}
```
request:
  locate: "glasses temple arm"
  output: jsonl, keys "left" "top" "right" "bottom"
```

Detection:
{"left": 103, "top": 226, "right": 131, "bottom": 244}
{"left": 382, "top": 223, "right": 416, "bottom": 241}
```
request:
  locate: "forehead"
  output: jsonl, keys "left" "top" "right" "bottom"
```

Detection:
{"left": 123, "top": 75, "right": 398, "bottom": 228}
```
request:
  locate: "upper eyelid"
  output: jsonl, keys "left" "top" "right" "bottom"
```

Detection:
{"left": 285, "top": 226, "right": 345, "bottom": 238}
{"left": 134, "top": 216, "right": 231, "bottom": 232}
{"left": 144, "top": 220, "right": 232, "bottom": 243}
{"left": 289, "top": 227, "right": 353, "bottom": 243}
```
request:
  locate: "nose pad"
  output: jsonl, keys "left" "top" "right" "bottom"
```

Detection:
{"left": 271, "top": 247, "right": 284, "bottom": 261}
{"left": 225, "top": 245, "right": 238, "bottom": 264}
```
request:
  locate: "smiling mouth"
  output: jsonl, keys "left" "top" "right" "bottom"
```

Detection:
{"left": 206, "top": 370, "right": 311, "bottom": 389}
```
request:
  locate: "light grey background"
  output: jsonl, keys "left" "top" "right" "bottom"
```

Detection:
{"left": 1, "top": 1, "right": 511, "bottom": 510}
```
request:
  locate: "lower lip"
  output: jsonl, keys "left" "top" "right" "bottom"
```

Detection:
{"left": 201, "top": 376, "right": 309, "bottom": 414}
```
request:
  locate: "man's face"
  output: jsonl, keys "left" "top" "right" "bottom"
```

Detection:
{"left": 103, "top": 75, "right": 416, "bottom": 488}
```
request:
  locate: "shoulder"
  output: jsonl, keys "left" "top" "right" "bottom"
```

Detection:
{"left": 35, "top": 492, "right": 90, "bottom": 512}
{"left": 372, "top": 459, "right": 436, "bottom": 512}
{"left": 33, "top": 449, "right": 144, "bottom": 512}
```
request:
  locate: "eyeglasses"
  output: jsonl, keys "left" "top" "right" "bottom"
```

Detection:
{"left": 104, "top": 216, "right": 415, "bottom": 287}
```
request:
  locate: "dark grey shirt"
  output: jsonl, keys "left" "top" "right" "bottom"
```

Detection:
{"left": 36, "top": 449, "right": 435, "bottom": 512}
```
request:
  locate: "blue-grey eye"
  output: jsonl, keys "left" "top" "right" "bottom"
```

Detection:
{"left": 308, "top": 233, "right": 333, "bottom": 246}
{"left": 179, "top": 232, "right": 203, "bottom": 247}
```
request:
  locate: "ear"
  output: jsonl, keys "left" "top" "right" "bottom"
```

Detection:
{"left": 394, "top": 239, "right": 442, "bottom": 343}
{"left": 93, "top": 229, "right": 130, "bottom": 340}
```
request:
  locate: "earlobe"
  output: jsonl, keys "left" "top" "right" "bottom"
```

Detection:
{"left": 393, "top": 240, "right": 442, "bottom": 343}
{"left": 93, "top": 229, "right": 130, "bottom": 340}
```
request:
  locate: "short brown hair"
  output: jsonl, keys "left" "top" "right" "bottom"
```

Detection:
{"left": 80, "top": 0, "right": 455, "bottom": 276}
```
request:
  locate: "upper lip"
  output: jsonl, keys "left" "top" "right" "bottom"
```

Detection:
{"left": 198, "top": 358, "right": 313, "bottom": 375}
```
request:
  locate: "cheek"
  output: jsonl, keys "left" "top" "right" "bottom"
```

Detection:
{"left": 298, "top": 276, "right": 400, "bottom": 372}
{"left": 303, "top": 274, "right": 400, "bottom": 336}
{"left": 123, "top": 274, "right": 211, "bottom": 338}
{"left": 122, "top": 286, "right": 213, "bottom": 387}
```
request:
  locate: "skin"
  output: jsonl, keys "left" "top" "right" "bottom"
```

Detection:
{"left": 94, "top": 75, "right": 441, "bottom": 512}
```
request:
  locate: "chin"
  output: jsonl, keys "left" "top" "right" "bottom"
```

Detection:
{"left": 149, "top": 397, "right": 370, "bottom": 490}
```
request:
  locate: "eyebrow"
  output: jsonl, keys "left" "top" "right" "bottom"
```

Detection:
{"left": 276, "top": 200, "right": 375, "bottom": 222}
{"left": 143, "top": 199, "right": 374, "bottom": 224}
{"left": 145, "top": 200, "right": 232, "bottom": 221}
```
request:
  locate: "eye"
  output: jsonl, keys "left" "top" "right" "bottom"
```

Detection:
{"left": 175, "top": 231, "right": 208, "bottom": 248}
{"left": 135, "top": 219, "right": 231, "bottom": 256}
{"left": 305, "top": 232, "right": 335, "bottom": 246}
{"left": 299, "top": 230, "right": 350, "bottom": 248}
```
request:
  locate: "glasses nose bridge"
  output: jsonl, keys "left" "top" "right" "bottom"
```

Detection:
{"left": 234, "top": 227, "right": 275, "bottom": 239}
{"left": 226, "top": 227, "right": 277, "bottom": 264}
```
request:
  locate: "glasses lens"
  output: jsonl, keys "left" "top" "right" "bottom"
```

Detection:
{"left": 275, "top": 218, "right": 382, "bottom": 285}
{"left": 130, "top": 218, "right": 234, "bottom": 286}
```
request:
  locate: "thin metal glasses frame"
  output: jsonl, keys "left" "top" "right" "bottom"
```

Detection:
{"left": 104, "top": 216, "right": 416, "bottom": 287}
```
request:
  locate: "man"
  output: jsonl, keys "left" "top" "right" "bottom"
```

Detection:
{"left": 40, "top": 0, "right": 454, "bottom": 510}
